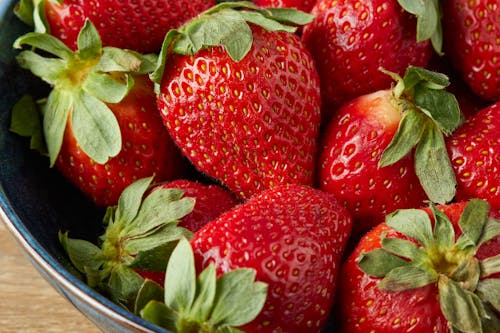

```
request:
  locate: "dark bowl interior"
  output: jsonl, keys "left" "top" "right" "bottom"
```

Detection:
{"left": 0, "top": 1, "right": 166, "bottom": 332}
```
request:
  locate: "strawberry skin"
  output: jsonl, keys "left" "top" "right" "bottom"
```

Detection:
{"left": 339, "top": 201, "right": 500, "bottom": 333}
{"left": 253, "top": 0, "right": 316, "bottom": 12}
{"left": 190, "top": 184, "right": 353, "bottom": 332}
{"left": 442, "top": 0, "right": 500, "bottom": 101}
{"left": 43, "top": 0, "right": 216, "bottom": 52}
{"left": 447, "top": 102, "right": 500, "bottom": 218}
{"left": 318, "top": 89, "right": 427, "bottom": 235}
{"left": 153, "top": 179, "right": 240, "bottom": 233}
{"left": 56, "top": 75, "right": 185, "bottom": 207}
{"left": 302, "top": 0, "right": 432, "bottom": 118}
{"left": 157, "top": 25, "right": 321, "bottom": 199}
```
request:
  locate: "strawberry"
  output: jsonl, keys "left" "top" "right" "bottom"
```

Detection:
{"left": 59, "top": 177, "right": 195, "bottom": 309}
{"left": 442, "top": 0, "right": 500, "bottom": 101}
{"left": 338, "top": 199, "right": 500, "bottom": 332}
{"left": 318, "top": 66, "right": 462, "bottom": 235}
{"left": 151, "top": 179, "right": 240, "bottom": 233}
{"left": 447, "top": 102, "right": 500, "bottom": 218}
{"left": 253, "top": 0, "right": 316, "bottom": 12}
{"left": 189, "top": 184, "right": 353, "bottom": 332}
{"left": 151, "top": 2, "right": 320, "bottom": 200}
{"left": 14, "top": 0, "right": 216, "bottom": 53}
{"left": 11, "top": 21, "right": 185, "bottom": 206}
{"left": 301, "top": 0, "right": 435, "bottom": 119}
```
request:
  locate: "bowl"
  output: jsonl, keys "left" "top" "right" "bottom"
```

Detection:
{"left": 0, "top": 1, "right": 165, "bottom": 332}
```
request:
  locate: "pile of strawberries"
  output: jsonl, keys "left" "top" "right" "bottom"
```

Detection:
{"left": 10, "top": 0, "right": 499, "bottom": 332}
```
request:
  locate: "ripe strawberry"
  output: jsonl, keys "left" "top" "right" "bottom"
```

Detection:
{"left": 153, "top": 3, "right": 320, "bottom": 199}
{"left": 12, "top": 21, "right": 185, "bottom": 206}
{"left": 253, "top": 0, "right": 316, "bottom": 12}
{"left": 318, "top": 67, "right": 462, "bottom": 235}
{"left": 15, "top": 0, "right": 216, "bottom": 53}
{"left": 151, "top": 179, "right": 240, "bottom": 233}
{"left": 338, "top": 200, "right": 500, "bottom": 332}
{"left": 59, "top": 177, "right": 196, "bottom": 309}
{"left": 446, "top": 102, "right": 500, "bottom": 218}
{"left": 190, "top": 184, "right": 353, "bottom": 332}
{"left": 442, "top": 0, "right": 500, "bottom": 101}
{"left": 301, "top": 0, "right": 433, "bottom": 119}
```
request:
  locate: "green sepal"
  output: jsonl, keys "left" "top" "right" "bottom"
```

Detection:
{"left": 108, "top": 264, "right": 145, "bottom": 308}
{"left": 128, "top": 241, "right": 179, "bottom": 272}
{"left": 381, "top": 237, "right": 428, "bottom": 263}
{"left": 358, "top": 248, "right": 409, "bottom": 277}
{"left": 71, "top": 91, "right": 122, "bottom": 164}
{"left": 479, "top": 255, "right": 500, "bottom": 279}
{"left": 430, "top": 202, "right": 455, "bottom": 249}
{"left": 141, "top": 238, "right": 268, "bottom": 331}
{"left": 438, "top": 276, "right": 485, "bottom": 333}
{"left": 456, "top": 199, "right": 490, "bottom": 250}
{"left": 114, "top": 176, "right": 153, "bottom": 224}
{"left": 10, "top": 94, "right": 47, "bottom": 155}
{"left": 386, "top": 208, "right": 434, "bottom": 248}
{"left": 140, "top": 301, "right": 178, "bottom": 331}
{"left": 14, "top": 0, "right": 35, "bottom": 26}
{"left": 398, "top": 0, "right": 443, "bottom": 54}
{"left": 125, "top": 226, "right": 193, "bottom": 259}
{"left": 13, "top": 20, "right": 155, "bottom": 165}
{"left": 476, "top": 279, "right": 500, "bottom": 312}
{"left": 478, "top": 217, "right": 500, "bottom": 246}
{"left": 151, "top": 1, "right": 311, "bottom": 86}
{"left": 43, "top": 89, "right": 72, "bottom": 166}
{"left": 414, "top": 124, "right": 456, "bottom": 204}
{"left": 378, "top": 265, "right": 437, "bottom": 292}
{"left": 135, "top": 279, "right": 165, "bottom": 315}
{"left": 58, "top": 231, "right": 105, "bottom": 275}
{"left": 380, "top": 66, "right": 460, "bottom": 205}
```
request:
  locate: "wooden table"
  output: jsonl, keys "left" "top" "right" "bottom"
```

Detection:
{"left": 0, "top": 222, "right": 101, "bottom": 332}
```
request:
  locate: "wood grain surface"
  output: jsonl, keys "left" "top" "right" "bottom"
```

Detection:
{"left": 0, "top": 222, "right": 101, "bottom": 333}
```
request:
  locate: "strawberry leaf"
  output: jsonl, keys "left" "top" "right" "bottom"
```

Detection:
{"left": 125, "top": 224, "right": 193, "bottom": 255}
{"left": 135, "top": 280, "right": 164, "bottom": 315}
{"left": 259, "top": 7, "right": 314, "bottom": 25}
{"left": 10, "top": 95, "right": 47, "bottom": 155}
{"left": 115, "top": 176, "right": 153, "bottom": 225}
{"left": 140, "top": 301, "right": 178, "bottom": 331}
{"left": 72, "top": 92, "right": 122, "bottom": 164}
{"left": 476, "top": 279, "right": 500, "bottom": 312}
{"left": 14, "top": 32, "right": 73, "bottom": 60}
{"left": 358, "top": 248, "right": 409, "bottom": 277}
{"left": 15, "top": 51, "right": 66, "bottom": 85}
{"left": 386, "top": 208, "right": 434, "bottom": 248}
{"left": 128, "top": 242, "right": 178, "bottom": 272}
{"left": 108, "top": 264, "right": 145, "bottom": 307}
{"left": 210, "top": 269, "right": 267, "bottom": 327}
{"left": 59, "top": 231, "right": 105, "bottom": 274}
{"left": 414, "top": 86, "right": 461, "bottom": 135}
{"left": 414, "top": 124, "right": 456, "bottom": 204}
{"left": 14, "top": 0, "right": 35, "bottom": 26}
{"left": 430, "top": 203, "right": 455, "bottom": 249}
{"left": 189, "top": 264, "right": 217, "bottom": 323}
{"left": 381, "top": 237, "right": 428, "bottom": 263}
{"left": 77, "top": 20, "right": 102, "bottom": 61}
{"left": 96, "top": 47, "right": 144, "bottom": 73}
{"left": 82, "top": 72, "right": 133, "bottom": 103}
{"left": 438, "top": 276, "right": 484, "bottom": 333}
{"left": 379, "top": 108, "right": 426, "bottom": 167}
{"left": 378, "top": 266, "right": 437, "bottom": 291}
{"left": 44, "top": 89, "right": 72, "bottom": 166}
{"left": 164, "top": 238, "right": 197, "bottom": 313}
{"left": 455, "top": 199, "right": 490, "bottom": 249}
{"left": 479, "top": 255, "right": 500, "bottom": 279}
{"left": 478, "top": 218, "right": 500, "bottom": 246}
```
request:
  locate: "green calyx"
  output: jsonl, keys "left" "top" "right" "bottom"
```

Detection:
{"left": 358, "top": 199, "right": 500, "bottom": 333}
{"left": 150, "top": 1, "right": 314, "bottom": 90}
{"left": 13, "top": 19, "right": 157, "bottom": 165}
{"left": 138, "top": 238, "right": 268, "bottom": 333}
{"left": 379, "top": 66, "right": 461, "bottom": 204}
{"left": 398, "top": 0, "right": 443, "bottom": 55}
{"left": 59, "top": 177, "right": 195, "bottom": 309}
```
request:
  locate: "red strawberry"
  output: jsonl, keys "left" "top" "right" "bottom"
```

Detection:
{"left": 318, "top": 67, "right": 462, "bottom": 236}
{"left": 190, "top": 184, "right": 353, "bottom": 332}
{"left": 253, "top": 0, "right": 316, "bottom": 12}
{"left": 17, "top": 0, "right": 216, "bottom": 53}
{"left": 12, "top": 21, "right": 185, "bottom": 206}
{"left": 153, "top": 3, "right": 320, "bottom": 199}
{"left": 338, "top": 200, "right": 500, "bottom": 332}
{"left": 152, "top": 179, "right": 240, "bottom": 233}
{"left": 447, "top": 102, "right": 500, "bottom": 218}
{"left": 301, "top": 0, "right": 433, "bottom": 119}
{"left": 442, "top": 0, "right": 500, "bottom": 101}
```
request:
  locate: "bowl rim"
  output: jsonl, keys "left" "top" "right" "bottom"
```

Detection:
{"left": 0, "top": 1, "right": 163, "bottom": 331}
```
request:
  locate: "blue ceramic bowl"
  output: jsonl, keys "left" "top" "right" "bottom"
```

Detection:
{"left": 0, "top": 1, "right": 165, "bottom": 332}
